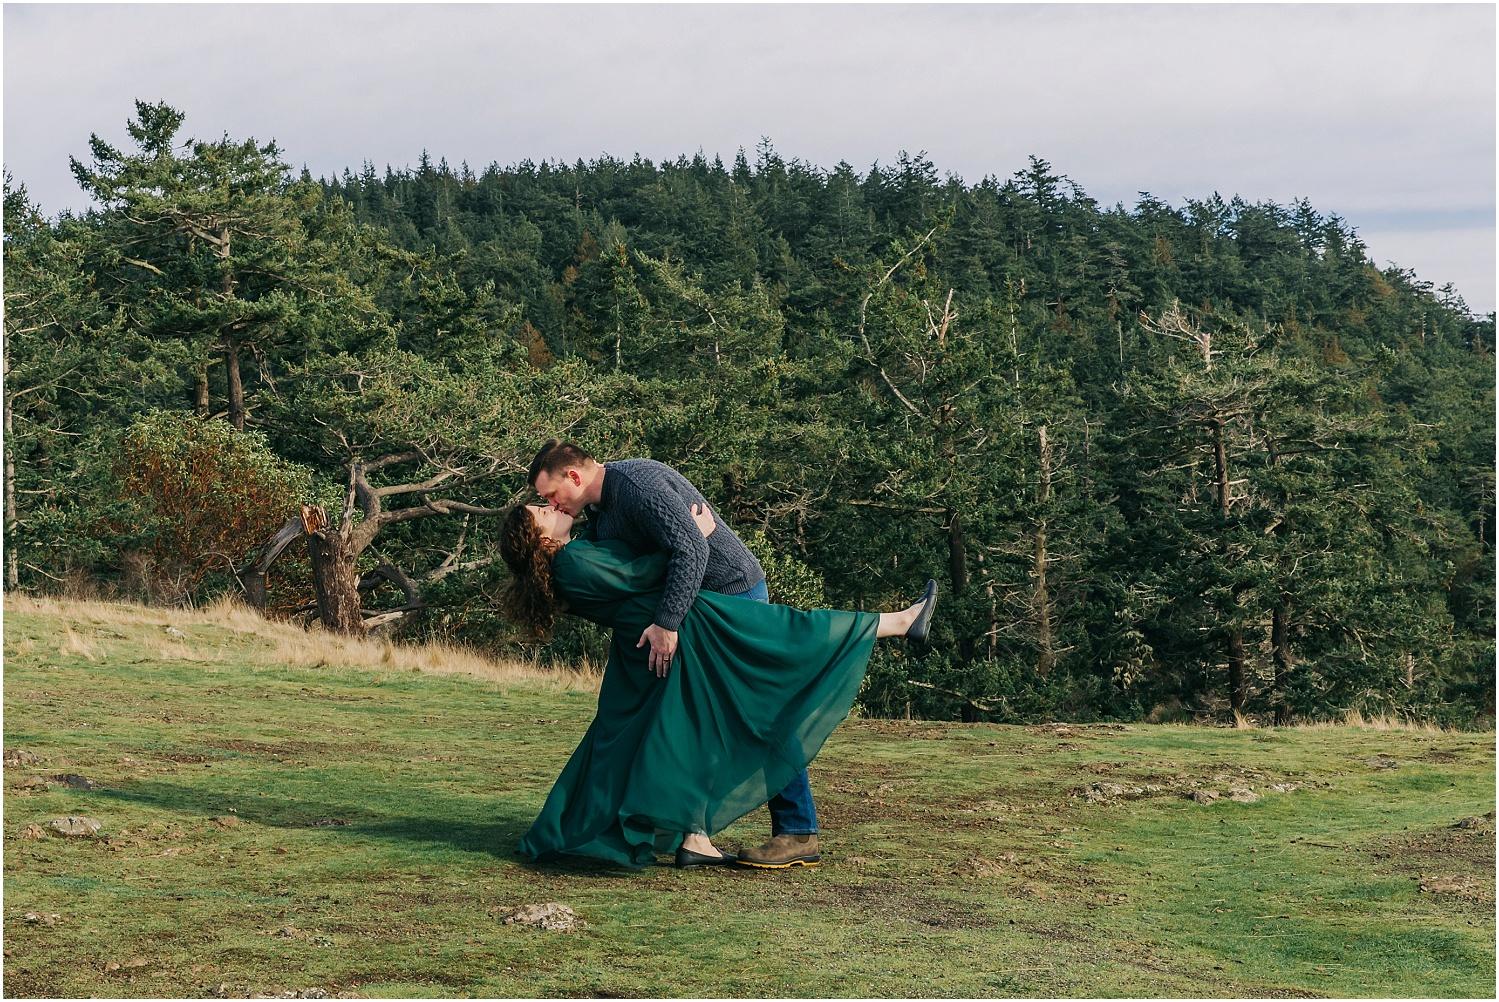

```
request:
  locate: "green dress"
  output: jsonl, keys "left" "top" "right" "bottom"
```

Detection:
{"left": 516, "top": 538, "right": 879, "bottom": 867}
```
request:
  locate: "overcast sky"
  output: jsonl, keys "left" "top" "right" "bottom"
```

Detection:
{"left": 4, "top": 3, "right": 1494, "bottom": 314}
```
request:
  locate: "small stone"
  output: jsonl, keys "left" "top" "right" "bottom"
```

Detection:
{"left": 23, "top": 912, "right": 59, "bottom": 926}
{"left": 1227, "top": 788, "right": 1261, "bottom": 804}
{"left": 20, "top": 823, "right": 46, "bottom": 840}
{"left": 46, "top": 815, "right": 102, "bottom": 837}
{"left": 1187, "top": 790, "right": 1221, "bottom": 805}
{"left": 498, "top": 902, "right": 584, "bottom": 932}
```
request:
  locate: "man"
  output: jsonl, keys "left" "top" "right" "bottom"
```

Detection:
{"left": 528, "top": 438, "right": 824, "bottom": 869}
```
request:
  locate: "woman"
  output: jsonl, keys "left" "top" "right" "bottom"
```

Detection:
{"left": 499, "top": 502, "right": 936, "bottom": 868}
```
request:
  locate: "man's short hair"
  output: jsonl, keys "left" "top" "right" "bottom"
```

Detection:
{"left": 528, "top": 439, "right": 595, "bottom": 486}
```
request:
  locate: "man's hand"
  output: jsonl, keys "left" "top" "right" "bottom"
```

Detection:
{"left": 637, "top": 623, "right": 679, "bottom": 678}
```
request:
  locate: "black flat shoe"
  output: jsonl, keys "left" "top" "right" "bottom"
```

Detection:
{"left": 674, "top": 846, "right": 738, "bottom": 869}
{"left": 906, "top": 578, "right": 939, "bottom": 644}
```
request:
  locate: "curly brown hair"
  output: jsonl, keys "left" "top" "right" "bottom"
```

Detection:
{"left": 498, "top": 505, "right": 564, "bottom": 639}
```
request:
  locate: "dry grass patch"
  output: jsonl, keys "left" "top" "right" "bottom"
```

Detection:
{"left": 1293, "top": 708, "right": 1454, "bottom": 733}
{"left": 57, "top": 627, "right": 99, "bottom": 661}
{"left": 7, "top": 591, "right": 595, "bottom": 692}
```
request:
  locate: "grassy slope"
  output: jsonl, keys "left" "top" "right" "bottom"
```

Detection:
{"left": 3, "top": 598, "right": 1494, "bottom": 999}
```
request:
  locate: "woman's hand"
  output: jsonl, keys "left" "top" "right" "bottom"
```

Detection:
{"left": 691, "top": 502, "right": 717, "bottom": 538}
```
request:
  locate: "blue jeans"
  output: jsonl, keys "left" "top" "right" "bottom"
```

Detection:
{"left": 727, "top": 578, "right": 819, "bottom": 836}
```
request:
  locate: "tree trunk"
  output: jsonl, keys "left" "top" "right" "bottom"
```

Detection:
{"left": 948, "top": 509, "right": 972, "bottom": 660}
{"left": 239, "top": 516, "right": 306, "bottom": 611}
{"left": 1212, "top": 420, "right": 1230, "bottom": 519}
{"left": 1034, "top": 425, "right": 1055, "bottom": 677}
{"left": 976, "top": 551, "right": 997, "bottom": 660}
{"left": 947, "top": 509, "right": 967, "bottom": 593}
{"left": 3, "top": 367, "right": 16, "bottom": 592}
{"left": 225, "top": 338, "right": 245, "bottom": 431}
{"left": 218, "top": 226, "right": 245, "bottom": 430}
{"left": 1211, "top": 417, "right": 1248, "bottom": 711}
{"left": 303, "top": 506, "right": 362, "bottom": 634}
{"left": 1271, "top": 600, "right": 1293, "bottom": 723}
{"left": 1227, "top": 629, "right": 1248, "bottom": 712}
{"left": 194, "top": 363, "right": 210, "bottom": 418}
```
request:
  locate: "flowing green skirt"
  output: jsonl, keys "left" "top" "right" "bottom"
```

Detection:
{"left": 516, "top": 539, "right": 879, "bottom": 867}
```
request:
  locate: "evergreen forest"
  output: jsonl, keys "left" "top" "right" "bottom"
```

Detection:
{"left": 5, "top": 102, "right": 1493, "bottom": 725}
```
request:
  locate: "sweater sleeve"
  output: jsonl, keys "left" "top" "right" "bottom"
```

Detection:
{"left": 629, "top": 483, "right": 710, "bottom": 632}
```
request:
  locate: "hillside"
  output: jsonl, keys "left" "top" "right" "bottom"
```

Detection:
{"left": 3, "top": 597, "right": 1494, "bottom": 997}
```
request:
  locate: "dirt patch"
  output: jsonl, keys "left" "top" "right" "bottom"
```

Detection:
{"left": 1364, "top": 814, "right": 1495, "bottom": 911}
{"left": 1069, "top": 766, "right": 1319, "bottom": 806}
{"left": 158, "top": 751, "right": 214, "bottom": 764}
{"left": 846, "top": 719, "right": 967, "bottom": 740}
{"left": 794, "top": 877, "right": 998, "bottom": 929}
{"left": 208, "top": 738, "right": 327, "bottom": 757}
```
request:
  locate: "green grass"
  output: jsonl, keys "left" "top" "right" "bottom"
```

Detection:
{"left": 4, "top": 597, "right": 1494, "bottom": 998}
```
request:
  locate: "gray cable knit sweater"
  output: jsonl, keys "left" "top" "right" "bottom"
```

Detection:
{"left": 582, "top": 459, "right": 765, "bottom": 632}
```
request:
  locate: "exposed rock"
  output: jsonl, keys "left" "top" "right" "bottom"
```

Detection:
{"left": 4, "top": 749, "right": 42, "bottom": 767}
{"left": 1265, "top": 782, "right": 1304, "bottom": 794}
{"left": 1365, "top": 755, "right": 1399, "bottom": 770}
{"left": 16, "top": 776, "right": 50, "bottom": 790}
{"left": 1082, "top": 782, "right": 1126, "bottom": 802}
{"left": 104, "top": 957, "right": 150, "bottom": 973}
{"left": 210, "top": 815, "right": 240, "bottom": 828}
{"left": 23, "top": 912, "right": 59, "bottom": 926}
{"left": 20, "top": 824, "right": 46, "bottom": 840}
{"left": 308, "top": 818, "right": 349, "bottom": 828}
{"left": 498, "top": 902, "right": 585, "bottom": 932}
{"left": 1227, "top": 788, "right": 1261, "bottom": 804}
{"left": 1187, "top": 790, "right": 1221, "bottom": 805}
{"left": 1031, "top": 723, "right": 1077, "bottom": 738}
{"left": 1077, "top": 781, "right": 1168, "bottom": 804}
{"left": 52, "top": 773, "right": 97, "bottom": 790}
{"left": 46, "top": 815, "right": 102, "bottom": 837}
{"left": 1451, "top": 816, "right": 1492, "bottom": 830}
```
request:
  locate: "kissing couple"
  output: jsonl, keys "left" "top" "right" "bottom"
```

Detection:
{"left": 500, "top": 440, "right": 938, "bottom": 870}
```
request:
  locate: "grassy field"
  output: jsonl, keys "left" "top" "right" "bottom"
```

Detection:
{"left": 3, "top": 595, "right": 1494, "bottom": 998}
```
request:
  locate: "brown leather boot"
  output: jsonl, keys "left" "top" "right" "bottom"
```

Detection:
{"left": 736, "top": 833, "right": 820, "bottom": 869}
